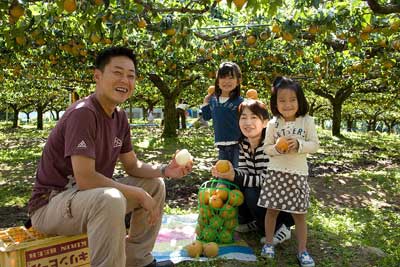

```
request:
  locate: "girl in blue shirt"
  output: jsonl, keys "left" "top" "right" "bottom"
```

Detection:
{"left": 201, "top": 62, "right": 244, "bottom": 167}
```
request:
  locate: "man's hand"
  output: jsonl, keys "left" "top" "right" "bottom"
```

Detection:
{"left": 164, "top": 150, "right": 193, "bottom": 179}
{"left": 137, "top": 188, "right": 161, "bottom": 226}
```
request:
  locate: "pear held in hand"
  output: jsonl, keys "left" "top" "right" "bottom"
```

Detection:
{"left": 175, "top": 149, "right": 192, "bottom": 166}
{"left": 275, "top": 137, "right": 289, "bottom": 153}
{"left": 215, "top": 160, "right": 230, "bottom": 173}
{"left": 207, "top": 85, "right": 215, "bottom": 95}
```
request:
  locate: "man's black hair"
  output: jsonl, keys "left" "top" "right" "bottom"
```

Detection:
{"left": 95, "top": 47, "right": 137, "bottom": 73}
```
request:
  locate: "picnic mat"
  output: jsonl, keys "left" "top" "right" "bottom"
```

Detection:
{"left": 153, "top": 214, "right": 257, "bottom": 264}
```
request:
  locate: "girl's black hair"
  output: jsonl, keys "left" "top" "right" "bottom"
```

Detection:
{"left": 238, "top": 99, "right": 269, "bottom": 144}
{"left": 214, "top": 62, "right": 242, "bottom": 99}
{"left": 270, "top": 76, "right": 309, "bottom": 117}
{"left": 95, "top": 46, "right": 137, "bottom": 74}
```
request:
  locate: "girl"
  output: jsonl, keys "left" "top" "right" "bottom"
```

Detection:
{"left": 212, "top": 99, "right": 294, "bottom": 245}
{"left": 259, "top": 77, "right": 319, "bottom": 267}
{"left": 202, "top": 62, "right": 252, "bottom": 231}
{"left": 201, "top": 62, "right": 243, "bottom": 167}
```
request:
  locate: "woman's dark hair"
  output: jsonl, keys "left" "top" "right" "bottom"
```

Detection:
{"left": 238, "top": 99, "right": 269, "bottom": 143}
{"left": 95, "top": 47, "right": 137, "bottom": 74}
{"left": 215, "top": 62, "right": 242, "bottom": 99}
{"left": 238, "top": 99, "right": 269, "bottom": 121}
{"left": 270, "top": 76, "right": 309, "bottom": 117}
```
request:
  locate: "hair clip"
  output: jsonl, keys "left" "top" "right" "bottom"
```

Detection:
{"left": 220, "top": 62, "right": 234, "bottom": 67}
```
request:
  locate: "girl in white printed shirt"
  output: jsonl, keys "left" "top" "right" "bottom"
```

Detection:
{"left": 259, "top": 76, "right": 319, "bottom": 267}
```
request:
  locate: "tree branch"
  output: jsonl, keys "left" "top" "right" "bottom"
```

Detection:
{"left": 180, "top": 75, "right": 201, "bottom": 88}
{"left": 365, "top": 0, "right": 400, "bottom": 14}
{"left": 336, "top": 86, "right": 353, "bottom": 101}
{"left": 134, "top": 0, "right": 210, "bottom": 14}
{"left": 312, "top": 87, "right": 334, "bottom": 102}
{"left": 193, "top": 30, "right": 241, "bottom": 41}
{"left": 148, "top": 73, "right": 170, "bottom": 96}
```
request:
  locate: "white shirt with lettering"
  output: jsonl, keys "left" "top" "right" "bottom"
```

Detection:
{"left": 264, "top": 115, "right": 319, "bottom": 175}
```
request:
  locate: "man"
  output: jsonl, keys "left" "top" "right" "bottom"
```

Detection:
{"left": 27, "top": 47, "right": 192, "bottom": 267}
{"left": 176, "top": 98, "right": 188, "bottom": 129}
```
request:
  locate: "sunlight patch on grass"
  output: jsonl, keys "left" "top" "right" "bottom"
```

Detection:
{"left": 310, "top": 205, "right": 364, "bottom": 242}
{"left": 309, "top": 199, "right": 400, "bottom": 265}
{"left": 164, "top": 204, "right": 196, "bottom": 215}
{"left": 137, "top": 139, "right": 150, "bottom": 148}
{"left": 0, "top": 195, "right": 29, "bottom": 207}
{"left": 0, "top": 149, "right": 42, "bottom": 163}
{"left": 355, "top": 169, "right": 400, "bottom": 194}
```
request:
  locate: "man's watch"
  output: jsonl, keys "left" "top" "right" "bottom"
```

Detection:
{"left": 160, "top": 164, "right": 170, "bottom": 178}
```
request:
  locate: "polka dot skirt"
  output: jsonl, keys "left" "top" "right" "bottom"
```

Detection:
{"left": 257, "top": 170, "right": 310, "bottom": 213}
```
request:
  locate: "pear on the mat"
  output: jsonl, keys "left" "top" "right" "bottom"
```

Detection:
{"left": 203, "top": 242, "right": 219, "bottom": 258}
{"left": 185, "top": 240, "right": 203, "bottom": 258}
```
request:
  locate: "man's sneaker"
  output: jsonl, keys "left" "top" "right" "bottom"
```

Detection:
{"left": 260, "top": 224, "right": 291, "bottom": 245}
{"left": 144, "top": 259, "right": 175, "bottom": 267}
{"left": 297, "top": 251, "right": 315, "bottom": 267}
{"left": 260, "top": 244, "right": 275, "bottom": 258}
{"left": 235, "top": 220, "right": 258, "bottom": 233}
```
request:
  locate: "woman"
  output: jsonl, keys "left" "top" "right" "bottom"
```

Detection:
{"left": 212, "top": 99, "right": 294, "bottom": 244}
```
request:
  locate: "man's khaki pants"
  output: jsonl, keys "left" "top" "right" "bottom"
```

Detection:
{"left": 31, "top": 176, "right": 165, "bottom": 267}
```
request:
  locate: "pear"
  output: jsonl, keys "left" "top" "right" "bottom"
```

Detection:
{"left": 185, "top": 240, "right": 203, "bottom": 258}
{"left": 203, "top": 242, "right": 219, "bottom": 258}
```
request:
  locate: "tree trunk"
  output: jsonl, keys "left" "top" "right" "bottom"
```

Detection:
{"left": 11, "top": 105, "right": 19, "bottom": 128}
{"left": 129, "top": 102, "right": 133, "bottom": 123}
{"left": 367, "top": 120, "right": 373, "bottom": 131}
{"left": 12, "top": 111, "right": 18, "bottom": 128}
{"left": 331, "top": 100, "right": 343, "bottom": 137}
{"left": 383, "top": 120, "right": 397, "bottom": 134}
{"left": 390, "top": 121, "right": 396, "bottom": 134}
{"left": 313, "top": 84, "right": 353, "bottom": 137}
{"left": 148, "top": 73, "right": 200, "bottom": 138}
{"left": 309, "top": 101, "right": 315, "bottom": 117}
{"left": 23, "top": 112, "right": 30, "bottom": 123}
{"left": 142, "top": 107, "right": 147, "bottom": 120}
{"left": 320, "top": 119, "right": 325, "bottom": 129}
{"left": 37, "top": 107, "right": 44, "bottom": 130}
{"left": 383, "top": 121, "right": 391, "bottom": 134}
{"left": 346, "top": 118, "right": 353, "bottom": 132}
{"left": 372, "top": 120, "right": 378, "bottom": 132}
{"left": 162, "top": 96, "right": 178, "bottom": 138}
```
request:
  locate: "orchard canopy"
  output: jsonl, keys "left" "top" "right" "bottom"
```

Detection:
{"left": 0, "top": 0, "right": 399, "bottom": 137}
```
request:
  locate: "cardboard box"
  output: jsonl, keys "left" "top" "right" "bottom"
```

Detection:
{"left": 0, "top": 226, "right": 89, "bottom": 267}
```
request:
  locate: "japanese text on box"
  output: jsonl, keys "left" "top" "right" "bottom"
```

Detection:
{"left": 25, "top": 238, "right": 89, "bottom": 267}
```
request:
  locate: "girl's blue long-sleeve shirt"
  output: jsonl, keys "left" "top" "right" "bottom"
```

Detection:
{"left": 201, "top": 95, "right": 244, "bottom": 144}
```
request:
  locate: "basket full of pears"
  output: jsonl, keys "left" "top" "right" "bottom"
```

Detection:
{"left": 196, "top": 160, "right": 244, "bottom": 244}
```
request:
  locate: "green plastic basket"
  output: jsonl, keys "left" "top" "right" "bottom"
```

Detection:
{"left": 196, "top": 179, "right": 244, "bottom": 244}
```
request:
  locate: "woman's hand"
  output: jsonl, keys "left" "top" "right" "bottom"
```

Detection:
{"left": 211, "top": 161, "right": 234, "bottom": 181}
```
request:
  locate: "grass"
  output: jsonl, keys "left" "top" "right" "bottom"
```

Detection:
{"left": 0, "top": 120, "right": 399, "bottom": 266}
